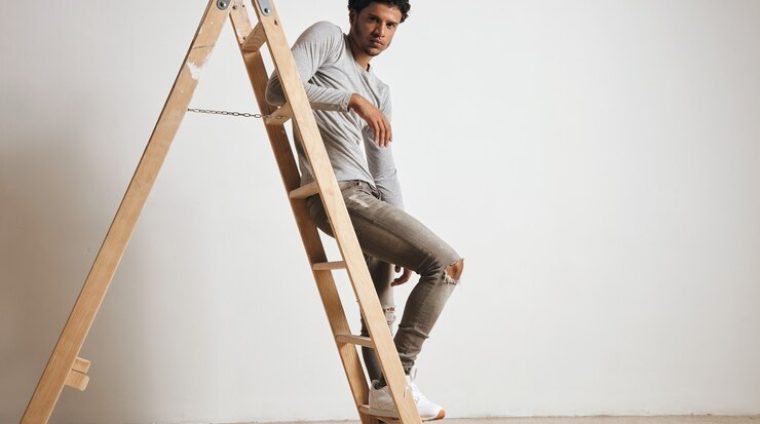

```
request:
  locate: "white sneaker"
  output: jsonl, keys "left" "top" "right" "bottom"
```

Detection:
{"left": 368, "top": 372, "right": 445, "bottom": 421}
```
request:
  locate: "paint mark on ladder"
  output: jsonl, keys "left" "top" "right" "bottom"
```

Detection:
{"left": 186, "top": 48, "right": 214, "bottom": 81}
{"left": 187, "top": 61, "right": 203, "bottom": 80}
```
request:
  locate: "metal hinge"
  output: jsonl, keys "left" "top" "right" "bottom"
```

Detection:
{"left": 257, "top": 0, "right": 272, "bottom": 16}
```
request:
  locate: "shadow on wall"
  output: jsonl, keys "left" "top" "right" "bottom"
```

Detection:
{"left": 0, "top": 87, "right": 161, "bottom": 422}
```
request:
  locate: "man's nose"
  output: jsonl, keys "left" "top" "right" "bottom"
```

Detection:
{"left": 373, "top": 24, "right": 387, "bottom": 37}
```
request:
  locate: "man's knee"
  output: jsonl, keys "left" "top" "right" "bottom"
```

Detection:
{"left": 444, "top": 258, "right": 464, "bottom": 284}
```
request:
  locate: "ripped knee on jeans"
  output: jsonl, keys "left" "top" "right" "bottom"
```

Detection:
{"left": 444, "top": 258, "right": 465, "bottom": 284}
{"left": 383, "top": 306, "right": 396, "bottom": 327}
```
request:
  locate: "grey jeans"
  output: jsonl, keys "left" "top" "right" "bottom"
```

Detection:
{"left": 306, "top": 180, "right": 464, "bottom": 381}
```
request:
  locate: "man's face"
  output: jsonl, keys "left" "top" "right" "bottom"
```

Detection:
{"left": 349, "top": 2, "right": 402, "bottom": 58}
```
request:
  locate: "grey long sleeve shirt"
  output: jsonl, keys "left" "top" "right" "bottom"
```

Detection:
{"left": 265, "top": 21, "right": 404, "bottom": 209}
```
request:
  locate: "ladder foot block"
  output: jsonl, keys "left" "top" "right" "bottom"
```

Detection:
{"left": 73, "top": 356, "right": 91, "bottom": 373}
{"left": 65, "top": 357, "right": 92, "bottom": 391}
{"left": 65, "top": 370, "right": 90, "bottom": 391}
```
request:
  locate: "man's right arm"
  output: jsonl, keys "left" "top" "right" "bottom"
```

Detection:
{"left": 348, "top": 94, "right": 393, "bottom": 147}
{"left": 265, "top": 22, "right": 352, "bottom": 111}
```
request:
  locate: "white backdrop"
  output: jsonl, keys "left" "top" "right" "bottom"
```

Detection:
{"left": 2, "top": 1, "right": 759, "bottom": 423}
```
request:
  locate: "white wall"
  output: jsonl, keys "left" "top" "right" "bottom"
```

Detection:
{"left": 2, "top": 0, "right": 759, "bottom": 423}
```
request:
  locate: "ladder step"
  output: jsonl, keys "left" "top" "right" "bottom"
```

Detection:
{"left": 312, "top": 261, "right": 346, "bottom": 271}
{"left": 336, "top": 334, "right": 375, "bottom": 348}
{"left": 241, "top": 23, "right": 266, "bottom": 53}
{"left": 358, "top": 405, "right": 401, "bottom": 422}
{"left": 265, "top": 102, "right": 293, "bottom": 125}
{"left": 289, "top": 182, "right": 319, "bottom": 199}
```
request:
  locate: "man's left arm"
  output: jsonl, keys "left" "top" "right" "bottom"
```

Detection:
{"left": 364, "top": 90, "right": 404, "bottom": 209}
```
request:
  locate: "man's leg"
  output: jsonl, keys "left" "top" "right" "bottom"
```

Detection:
{"left": 361, "top": 255, "right": 395, "bottom": 382}
{"left": 307, "top": 180, "right": 464, "bottom": 375}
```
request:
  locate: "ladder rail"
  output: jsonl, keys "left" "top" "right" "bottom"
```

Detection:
{"left": 247, "top": 3, "right": 421, "bottom": 423}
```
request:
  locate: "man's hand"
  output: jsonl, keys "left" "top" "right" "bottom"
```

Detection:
{"left": 349, "top": 93, "right": 393, "bottom": 147}
{"left": 391, "top": 265, "right": 412, "bottom": 286}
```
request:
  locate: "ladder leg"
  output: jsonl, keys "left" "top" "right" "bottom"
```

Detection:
{"left": 227, "top": 4, "right": 377, "bottom": 424}
{"left": 20, "top": 2, "right": 230, "bottom": 423}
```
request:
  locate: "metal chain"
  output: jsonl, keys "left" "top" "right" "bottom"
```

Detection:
{"left": 187, "top": 108, "right": 270, "bottom": 119}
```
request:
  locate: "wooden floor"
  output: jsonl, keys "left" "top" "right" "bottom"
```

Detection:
{"left": 441, "top": 418, "right": 759, "bottom": 424}
{"left": 275, "top": 417, "right": 759, "bottom": 424}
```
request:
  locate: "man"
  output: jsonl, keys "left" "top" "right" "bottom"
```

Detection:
{"left": 266, "top": 1, "right": 464, "bottom": 420}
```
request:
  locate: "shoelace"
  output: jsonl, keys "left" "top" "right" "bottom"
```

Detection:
{"left": 406, "top": 369, "right": 429, "bottom": 402}
{"left": 408, "top": 380, "right": 423, "bottom": 401}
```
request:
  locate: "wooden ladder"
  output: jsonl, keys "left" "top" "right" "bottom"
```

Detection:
{"left": 20, "top": 1, "right": 422, "bottom": 423}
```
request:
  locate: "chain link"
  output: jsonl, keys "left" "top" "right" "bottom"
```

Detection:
{"left": 187, "top": 108, "right": 270, "bottom": 119}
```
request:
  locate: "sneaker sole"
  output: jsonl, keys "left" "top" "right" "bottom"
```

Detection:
{"left": 367, "top": 407, "right": 446, "bottom": 422}
{"left": 426, "top": 408, "right": 446, "bottom": 421}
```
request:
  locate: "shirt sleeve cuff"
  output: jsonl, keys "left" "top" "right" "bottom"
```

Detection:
{"left": 340, "top": 91, "right": 353, "bottom": 112}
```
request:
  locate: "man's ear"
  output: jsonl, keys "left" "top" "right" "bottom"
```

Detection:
{"left": 348, "top": 9, "right": 356, "bottom": 26}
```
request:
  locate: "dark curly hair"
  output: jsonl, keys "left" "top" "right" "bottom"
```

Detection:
{"left": 348, "top": 0, "right": 411, "bottom": 23}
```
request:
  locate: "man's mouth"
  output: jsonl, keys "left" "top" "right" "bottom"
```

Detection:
{"left": 370, "top": 39, "right": 383, "bottom": 48}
